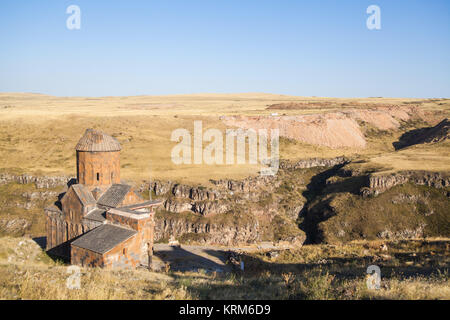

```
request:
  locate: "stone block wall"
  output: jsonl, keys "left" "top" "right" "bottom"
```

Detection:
{"left": 76, "top": 151, "right": 120, "bottom": 186}
{"left": 71, "top": 246, "right": 104, "bottom": 267}
{"left": 45, "top": 207, "right": 97, "bottom": 256}
{"left": 103, "top": 234, "right": 143, "bottom": 269}
{"left": 106, "top": 211, "right": 153, "bottom": 232}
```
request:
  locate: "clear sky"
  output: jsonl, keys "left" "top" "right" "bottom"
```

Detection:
{"left": 0, "top": 0, "right": 449, "bottom": 97}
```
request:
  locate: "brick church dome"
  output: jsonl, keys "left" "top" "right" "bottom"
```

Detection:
{"left": 76, "top": 128, "right": 121, "bottom": 152}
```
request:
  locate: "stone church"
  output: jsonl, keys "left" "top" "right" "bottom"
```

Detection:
{"left": 45, "top": 128, "right": 161, "bottom": 269}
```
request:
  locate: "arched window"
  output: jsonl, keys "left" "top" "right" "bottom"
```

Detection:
{"left": 96, "top": 173, "right": 100, "bottom": 181}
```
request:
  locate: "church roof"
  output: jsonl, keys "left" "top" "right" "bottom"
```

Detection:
{"left": 71, "top": 224, "right": 136, "bottom": 254}
{"left": 97, "top": 184, "right": 132, "bottom": 208}
{"left": 119, "top": 200, "right": 163, "bottom": 210}
{"left": 76, "top": 128, "right": 121, "bottom": 152}
{"left": 84, "top": 208, "right": 106, "bottom": 222}
{"left": 71, "top": 184, "right": 96, "bottom": 206}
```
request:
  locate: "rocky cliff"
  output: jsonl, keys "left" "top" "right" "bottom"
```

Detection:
{"left": 0, "top": 173, "right": 72, "bottom": 189}
{"left": 363, "top": 171, "right": 450, "bottom": 196}
{"left": 154, "top": 218, "right": 260, "bottom": 245}
{"left": 280, "top": 157, "right": 348, "bottom": 170}
{"left": 2, "top": 154, "right": 448, "bottom": 245}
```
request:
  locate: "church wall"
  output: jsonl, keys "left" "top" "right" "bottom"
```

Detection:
{"left": 77, "top": 151, "right": 120, "bottom": 186}
{"left": 45, "top": 204, "right": 99, "bottom": 258}
{"left": 120, "top": 190, "right": 144, "bottom": 207}
{"left": 106, "top": 211, "right": 153, "bottom": 233}
{"left": 106, "top": 212, "right": 139, "bottom": 230}
{"left": 71, "top": 246, "right": 104, "bottom": 268}
{"left": 61, "top": 188, "right": 85, "bottom": 224}
{"left": 71, "top": 232, "right": 145, "bottom": 269}
{"left": 103, "top": 233, "right": 144, "bottom": 269}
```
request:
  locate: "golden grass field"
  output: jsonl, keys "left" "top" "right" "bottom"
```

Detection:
{"left": 0, "top": 93, "right": 449, "bottom": 184}
{"left": 1, "top": 236, "right": 448, "bottom": 300}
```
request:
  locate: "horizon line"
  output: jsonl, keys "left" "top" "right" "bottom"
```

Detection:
{"left": 0, "top": 91, "right": 446, "bottom": 100}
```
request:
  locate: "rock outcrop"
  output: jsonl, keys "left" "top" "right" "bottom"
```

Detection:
{"left": 5, "top": 153, "right": 446, "bottom": 245}
{"left": 363, "top": 171, "right": 450, "bottom": 196}
{"left": 151, "top": 181, "right": 222, "bottom": 199}
{"left": 145, "top": 174, "right": 282, "bottom": 217}
{"left": 280, "top": 157, "right": 348, "bottom": 170}
{"left": 210, "top": 175, "right": 279, "bottom": 194}
{"left": 377, "top": 225, "right": 427, "bottom": 240}
{"left": 0, "top": 218, "right": 31, "bottom": 235}
{"left": 146, "top": 182, "right": 229, "bottom": 216}
{"left": 22, "top": 191, "right": 58, "bottom": 200}
{"left": 0, "top": 173, "right": 72, "bottom": 189}
{"left": 154, "top": 218, "right": 260, "bottom": 245}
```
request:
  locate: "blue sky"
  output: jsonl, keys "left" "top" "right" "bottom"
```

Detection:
{"left": 0, "top": 0, "right": 449, "bottom": 97}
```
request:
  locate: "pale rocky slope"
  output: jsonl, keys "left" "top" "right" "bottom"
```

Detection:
{"left": 222, "top": 105, "right": 424, "bottom": 148}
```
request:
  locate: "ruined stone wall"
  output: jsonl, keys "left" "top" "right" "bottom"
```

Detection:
{"left": 76, "top": 151, "right": 120, "bottom": 186}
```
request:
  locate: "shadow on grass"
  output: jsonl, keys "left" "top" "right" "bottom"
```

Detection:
{"left": 153, "top": 245, "right": 231, "bottom": 272}
{"left": 298, "top": 163, "right": 348, "bottom": 244}
{"left": 393, "top": 127, "right": 431, "bottom": 150}
{"left": 167, "top": 244, "right": 449, "bottom": 299}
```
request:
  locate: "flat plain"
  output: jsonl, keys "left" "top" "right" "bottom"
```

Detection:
{"left": 1, "top": 93, "right": 448, "bottom": 184}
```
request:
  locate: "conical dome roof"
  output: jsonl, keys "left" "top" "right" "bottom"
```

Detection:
{"left": 76, "top": 129, "right": 121, "bottom": 152}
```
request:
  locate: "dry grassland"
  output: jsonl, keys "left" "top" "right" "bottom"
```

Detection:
{"left": 0, "top": 237, "right": 448, "bottom": 300}
{"left": 0, "top": 93, "right": 449, "bottom": 184}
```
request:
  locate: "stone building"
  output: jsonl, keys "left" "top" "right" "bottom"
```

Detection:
{"left": 45, "top": 128, "right": 161, "bottom": 269}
